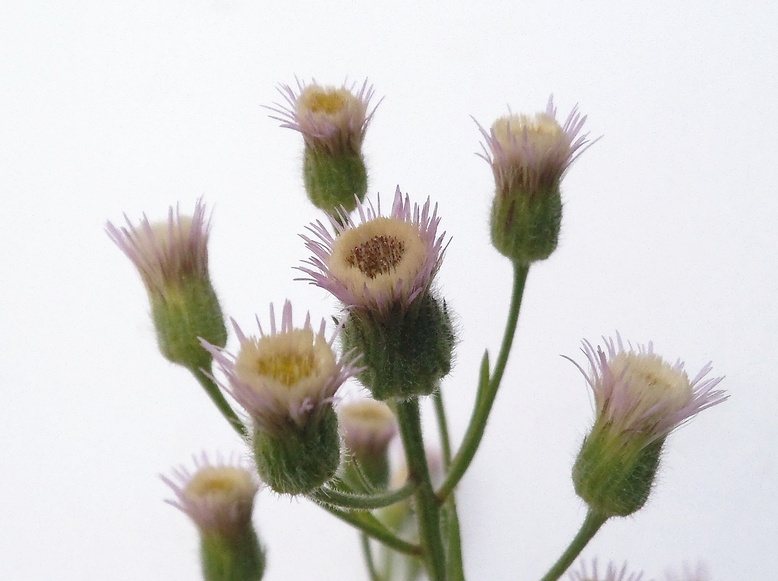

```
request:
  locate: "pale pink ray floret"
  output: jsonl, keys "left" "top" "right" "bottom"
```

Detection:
{"left": 567, "top": 335, "right": 727, "bottom": 443}
{"left": 105, "top": 198, "right": 211, "bottom": 296}
{"left": 476, "top": 96, "right": 594, "bottom": 195}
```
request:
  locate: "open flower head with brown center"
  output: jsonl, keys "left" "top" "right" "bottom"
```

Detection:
{"left": 300, "top": 187, "right": 446, "bottom": 315}
{"left": 477, "top": 96, "right": 591, "bottom": 197}
{"left": 569, "top": 335, "right": 727, "bottom": 442}
{"left": 201, "top": 301, "right": 360, "bottom": 434}
{"left": 162, "top": 453, "right": 259, "bottom": 538}
{"left": 269, "top": 78, "right": 377, "bottom": 155}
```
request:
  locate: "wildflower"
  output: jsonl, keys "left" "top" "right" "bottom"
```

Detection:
{"left": 477, "top": 98, "right": 591, "bottom": 263}
{"left": 300, "top": 188, "right": 455, "bottom": 401}
{"left": 568, "top": 559, "right": 645, "bottom": 581}
{"left": 106, "top": 199, "right": 226, "bottom": 371}
{"left": 269, "top": 79, "right": 378, "bottom": 214}
{"left": 162, "top": 454, "right": 265, "bottom": 581}
{"left": 339, "top": 399, "right": 398, "bottom": 488}
{"left": 201, "top": 301, "right": 360, "bottom": 494}
{"left": 569, "top": 336, "right": 727, "bottom": 517}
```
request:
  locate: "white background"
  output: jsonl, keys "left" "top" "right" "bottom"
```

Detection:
{"left": 1, "top": 1, "right": 776, "bottom": 579}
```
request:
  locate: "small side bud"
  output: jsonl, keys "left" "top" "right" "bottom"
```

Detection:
{"left": 201, "top": 301, "right": 361, "bottom": 495}
{"left": 162, "top": 454, "right": 265, "bottom": 581}
{"left": 106, "top": 199, "right": 226, "bottom": 372}
{"left": 568, "top": 336, "right": 727, "bottom": 518}
{"left": 476, "top": 98, "right": 591, "bottom": 264}
{"left": 269, "top": 80, "right": 378, "bottom": 215}
{"left": 339, "top": 399, "right": 398, "bottom": 489}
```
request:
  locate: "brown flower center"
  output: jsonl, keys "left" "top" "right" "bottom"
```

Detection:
{"left": 346, "top": 235, "right": 406, "bottom": 279}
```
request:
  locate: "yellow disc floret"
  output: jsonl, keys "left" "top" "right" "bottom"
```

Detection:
{"left": 492, "top": 113, "right": 565, "bottom": 156}
{"left": 234, "top": 329, "right": 338, "bottom": 404}
{"left": 298, "top": 86, "right": 352, "bottom": 116}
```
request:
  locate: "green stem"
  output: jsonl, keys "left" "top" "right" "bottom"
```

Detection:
{"left": 310, "top": 480, "right": 416, "bottom": 510}
{"left": 539, "top": 510, "right": 608, "bottom": 581}
{"left": 190, "top": 366, "right": 247, "bottom": 439}
{"left": 437, "top": 262, "right": 529, "bottom": 501}
{"left": 361, "top": 533, "right": 383, "bottom": 581}
{"left": 394, "top": 399, "right": 447, "bottom": 581}
{"left": 433, "top": 390, "right": 465, "bottom": 581}
{"left": 317, "top": 503, "right": 422, "bottom": 557}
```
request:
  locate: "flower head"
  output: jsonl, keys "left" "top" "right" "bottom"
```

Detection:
{"left": 338, "top": 399, "right": 398, "bottom": 488}
{"left": 300, "top": 187, "right": 446, "bottom": 315}
{"left": 477, "top": 97, "right": 592, "bottom": 263}
{"left": 568, "top": 560, "right": 645, "bottom": 581}
{"left": 269, "top": 78, "right": 378, "bottom": 154}
{"left": 570, "top": 336, "right": 727, "bottom": 442}
{"left": 477, "top": 97, "right": 591, "bottom": 197}
{"left": 106, "top": 199, "right": 211, "bottom": 299}
{"left": 106, "top": 199, "right": 227, "bottom": 369}
{"left": 339, "top": 399, "right": 398, "bottom": 455}
{"left": 570, "top": 335, "right": 727, "bottom": 517}
{"left": 162, "top": 453, "right": 259, "bottom": 538}
{"left": 201, "top": 301, "right": 359, "bottom": 434}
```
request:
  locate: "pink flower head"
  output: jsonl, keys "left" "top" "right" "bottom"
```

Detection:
{"left": 299, "top": 187, "right": 447, "bottom": 315}
{"left": 568, "top": 559, "right": 645, "bottom": 581}
{"left": 200, "top": 301, "right": 360, "bottom": 434}
{"left": 568, "top": 335, "right": 727, "bottom": 443}
{"left": 105, "top": 198, "right": 211, "bottom": 297}
{"left": 162, "top": 452, "right": 259, "bottom": 538}
{"left": 268, "top": 78, "right": 379, "bottom": 154}
{"left": 477, "top": 97, "right": 592, "bottom": 196}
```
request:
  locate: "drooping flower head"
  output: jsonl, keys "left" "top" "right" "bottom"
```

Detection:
{"left": 569, "top": 335, "right": 727, "bottom": 518}
{"left": 568, "top": 559, "right": 645, "bottom": 581}
{"left": 162, "top": 453, "right": 260, "bottom": 538}
{"left": 300, "top": 187, "right": 446, "bottom": 316}
{"left": 269, "top": 78, "right": 378, "bottom": 155}
{"left": 106, "top": 199, "right": 227, "bottom": 369}
{"left": 476, "top": 97, "right": 593, "bottom": 263}
{"left": 201, "top": 301, "right": 359, "bottom": 434}
{"left": 106, "top": 198, "right": 211, "bottom": 299}
{"left": 570, "top": 336, "right": 727, "bottom": 443}
{"left": 268, "top": 79, "right": 379, "bottom": 214}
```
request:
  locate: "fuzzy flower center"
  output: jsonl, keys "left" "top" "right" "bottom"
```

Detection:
{"left": 234, "top": 329, "right": 338, "bottom": 401}
{"left": 256, "top": 351, "right": 315, "bottom": 386}
{"left": 184, "top": 466, "right": 255, "bottom": 503}
{"left": 492, "top": 113, "right": 565, "bottom": 155}
{"left": 329, "top": 217, "right": 427, "bottom": 299}
{"left": 299, "top": 86, "right": 350, "bottom": 116}
{"left": 347, "top": 234, "right": 406, "bottom": 278}
{"left": 609, "top": 352, "right": 692, "bottom": 415}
